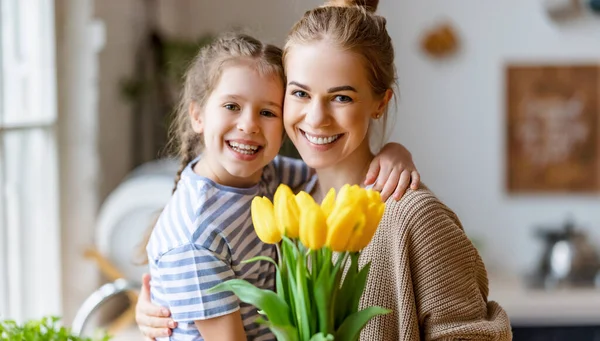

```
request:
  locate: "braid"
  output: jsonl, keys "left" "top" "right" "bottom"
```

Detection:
{"left": 172, "top": 132, "right": 201, "bottom": 194}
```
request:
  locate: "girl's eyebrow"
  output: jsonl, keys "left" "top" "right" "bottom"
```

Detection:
{"left": 223, "top": 94, "right": 282, "bottom": 109}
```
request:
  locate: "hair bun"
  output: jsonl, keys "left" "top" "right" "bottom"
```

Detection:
{"left": 325, "top": 0, "right": 379, "bottom": 12}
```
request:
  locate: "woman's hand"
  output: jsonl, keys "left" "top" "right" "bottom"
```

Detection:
{"left": 135, "top": 274, "right": 177, "bottom": 340}
{"left": 365, "top": 142, "right": 420, "bottom": 201}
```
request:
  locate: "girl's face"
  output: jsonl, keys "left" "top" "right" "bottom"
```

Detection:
{"left": 283, "top": 41, "right": 388, "bottom": 170}
{"left": 190, "top": 61, "right": 284, "bottom": 187}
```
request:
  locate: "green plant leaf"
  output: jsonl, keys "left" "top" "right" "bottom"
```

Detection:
{"left": 313, "top": 260, "right": 332, "bottom": 335}
{"left": 257, "top": 318, "right": 300, "bottom": 341}
{"left": 308, "top": 332, "right": 335, "bottom": 341}
{"left": 242, "top": 255, "right": 278, "bottom": 268}
{"left": 0, "top": 316, "right": 110, "bottom": 340}
{"left": 295, "top": 252, "right": 311, "bottom": 340}
{"left": 334, "top": 253, "right": 359, "bottom": 328}
{"left": 334, "top": 306, "right": 391, "bottom": 341}
{"left": 208, "top": 279, "right": 292, "bottom": 327}
{"left": 349, "top": 261, "right": 371, "bottom": 315}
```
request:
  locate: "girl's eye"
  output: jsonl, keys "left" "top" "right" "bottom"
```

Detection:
{"left": 224, "top": 104, "right": 240, "bottom": 111}
{"left": 260, "top": 110, "right": 277, "bottom": 118}
{"left": 334, "top": 95, "right": 352, "bottom": 103}
{"left": 292, "top": 90, "right": 309, "bottom": 99}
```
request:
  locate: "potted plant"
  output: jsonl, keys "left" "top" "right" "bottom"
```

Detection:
{"left": 0, "top": 316, "right": 110, "bottom": 341}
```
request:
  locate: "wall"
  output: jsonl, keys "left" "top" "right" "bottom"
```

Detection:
{"left": 184, "top": 0, "right": 600, "bottom": 274}
{"left": 56, "top": 0, "right": 102, "bottom": 323}
{"left": 386, "top": 0, "right": 600, "bottom": 274}
{"left": 88, "top": 1, "right": 600, "bottom": 293}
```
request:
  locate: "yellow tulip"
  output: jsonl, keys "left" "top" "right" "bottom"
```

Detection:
{"left": 251, "top": 196, "right": 282, "bottom": 244}
{"left": 296, "top": 192, "right": 327, "bottom": 250}
{"left": 274, "top": 184, "right": 300, "bottom": 238}
{"left": 326, "top": 206, "right": 365, "bottom": 252}
{"left": 320, "top": 188, "right": 336, "bottom": 218}
{"left": 347, "top": 201, "right": 385, "bottom": 252}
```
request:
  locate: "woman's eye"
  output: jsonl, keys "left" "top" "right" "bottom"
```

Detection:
{"left": 260, "top": 110, "right": 277, "bottom": 118}
{"left": 224, "top": 104, "right": 240, "bottom": 111}
{"left": 334, "top": 95, "right": 352, "bottom": 103}
{"left": 292, "top": 90, "right": 309, "bottom": 98}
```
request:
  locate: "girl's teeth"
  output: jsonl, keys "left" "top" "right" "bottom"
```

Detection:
{"left": 305, "top": 133, "right": 339, "bottom": 145}
{"left": 229, "top": 141, "right": 258, "bottom": 150}
{"left": 228, "top": 141, "right": 259, "bottom": 154}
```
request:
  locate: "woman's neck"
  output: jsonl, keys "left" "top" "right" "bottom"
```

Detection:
{"left": 314, "top": 139, "right": 374, "bottom": 198}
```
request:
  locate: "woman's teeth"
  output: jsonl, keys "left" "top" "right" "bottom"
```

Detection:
{"left": 228, "top": 141, "right": 259, "bottom": 155}
{"left": 304, "top": 132, "right": 340, "bottom": 145}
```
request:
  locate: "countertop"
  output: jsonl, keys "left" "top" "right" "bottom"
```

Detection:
{"left": 488, "top": 272, "right": 600, "bottom": 326}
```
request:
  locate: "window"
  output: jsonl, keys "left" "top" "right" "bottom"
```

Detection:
{"left": 0, "top": 0, "right": 61, "bottom": 320}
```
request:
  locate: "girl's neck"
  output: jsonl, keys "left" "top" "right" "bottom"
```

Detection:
{"left": 314, "top": 138, "right": 374, "bottom": 199}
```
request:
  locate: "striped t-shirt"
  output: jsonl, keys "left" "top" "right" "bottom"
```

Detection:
{"left": 147, "top": 155, "right": 315, "bottom": 341}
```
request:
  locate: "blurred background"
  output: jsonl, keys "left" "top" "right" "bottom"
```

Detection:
{"left": 0, "top": 0, "right": 599, "bottom": 340}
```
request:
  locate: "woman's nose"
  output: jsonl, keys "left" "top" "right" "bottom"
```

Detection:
{"left": 304, "top": 100, "right": 330, "bottom": 128}
{"left": 237, "top": 110, "right": 260, "bottom": 134}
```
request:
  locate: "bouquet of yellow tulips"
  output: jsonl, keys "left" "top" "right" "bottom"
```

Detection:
{"left": 209, "top": 184, "right": 389, "bottom": 341}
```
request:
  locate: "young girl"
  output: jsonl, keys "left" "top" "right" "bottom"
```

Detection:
{"left": 145, "top": 33, "right": 420, "bottom": 341}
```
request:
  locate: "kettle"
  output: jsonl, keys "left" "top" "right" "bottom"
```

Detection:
{"left": 534, "top": 218, "right": 600, "bottom": 288}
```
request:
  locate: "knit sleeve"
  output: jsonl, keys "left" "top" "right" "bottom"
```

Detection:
{"left": 403, "top": 191, "right": 512, "bottom": 341}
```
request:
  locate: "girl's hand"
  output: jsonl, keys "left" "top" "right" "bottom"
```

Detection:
{"left": 135, "top": 274, "right": 177, "bottom": 340}
{"left": 365, "top": 143, "right": 420, "bottom": 201}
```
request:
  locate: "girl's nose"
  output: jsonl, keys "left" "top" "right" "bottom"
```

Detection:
{"left": 237, "top": 110, "right": 260, "bottom": 134}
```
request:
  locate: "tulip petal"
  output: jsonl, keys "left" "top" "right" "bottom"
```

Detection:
{"left": 299, "top": 201, "right": 327, "bottom": 250}
{"left": 326, "top": 207, "right": 364, "bottom": 252}
{"left": 320, "top": 188, "right": 336, "bottom": 218}
{"left": 251, "top": 197, "right": 282, "bottom": 244}
{"left": 274, "top": 184, "right": 300, "bottom": 238}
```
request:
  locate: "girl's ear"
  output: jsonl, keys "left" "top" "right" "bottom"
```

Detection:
{"left": 189, "top": 101, "right": 204, "bottom": 133}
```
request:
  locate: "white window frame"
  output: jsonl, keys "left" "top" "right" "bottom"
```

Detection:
{"left": 0, "top": 0, "right": 61, "bottom": 321}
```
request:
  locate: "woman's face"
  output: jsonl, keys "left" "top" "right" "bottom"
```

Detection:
{"left": 283, "top": 41, "right": 387, "bottom": 170}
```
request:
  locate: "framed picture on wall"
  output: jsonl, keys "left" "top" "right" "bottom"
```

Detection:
{"left": 506, "top": 64, "right": 600, "bottom": 193}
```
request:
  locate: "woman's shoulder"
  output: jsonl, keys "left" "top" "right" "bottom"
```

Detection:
{"left": 382, "top": 184, "right": 458, "bottom": 221}
{"left": 378, "top": 184, "right": 464, "bottom": 241}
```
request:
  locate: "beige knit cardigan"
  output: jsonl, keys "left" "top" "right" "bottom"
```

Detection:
{"left": 356, "top": 188, "right": 512, "bottom": 340}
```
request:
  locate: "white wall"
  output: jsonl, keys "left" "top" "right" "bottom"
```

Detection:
{"left": 190, "top": 0, "right": 600, "bottom": 274}
{"left": 90, "top": 0, "right": 599, "bottom": 280}
{"left": 386, "top": 0, "right": 600, "bottom": 274}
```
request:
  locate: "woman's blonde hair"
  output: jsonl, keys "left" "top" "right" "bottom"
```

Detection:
{"left": 283, "top": 0, "right": 396, "bottom": 145}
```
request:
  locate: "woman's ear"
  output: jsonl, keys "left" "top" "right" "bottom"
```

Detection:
{"left": 373, "top": 89, "right": 393, "bottom": 119}
{"left": 189, "top": 101, "right": 204, "bottom": 133}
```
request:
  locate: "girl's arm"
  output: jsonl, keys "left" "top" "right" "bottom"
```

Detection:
{"left": 136, "top": 274, "right": 175, "bottom": 340}
{"left": 194, "top": 311, "right": 247, "bottom": 341}
{"left": 366, "top": 142, "right": 420, "bottom": 201}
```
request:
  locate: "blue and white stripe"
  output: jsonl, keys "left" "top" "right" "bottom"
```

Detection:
{"left": 148, "top": 156, "right": 313, "bottom": 341}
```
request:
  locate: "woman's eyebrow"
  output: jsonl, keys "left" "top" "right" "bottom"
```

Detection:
{"left": 288, "top": 81, "right": 310, "bottom": 90}
{"left": 327, "top": 85, "right": 357, "bottom": 93}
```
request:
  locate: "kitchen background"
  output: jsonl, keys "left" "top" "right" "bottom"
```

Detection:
{"left": 1, "top": 0, "right": 599, "bottom": 340}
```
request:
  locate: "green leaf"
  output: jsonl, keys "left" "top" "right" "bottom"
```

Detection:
{"left": 313, "top": 262, "right": 332, "bottom": 335}
{"left": 257, "top": 318, "right": 300, "bottom": 341}
{"left": 334, "top": 253, "right": 359, "bottom": 328}
{"left": 208, "top": 279, "right": 293, "bottom": 327}
{"left": 349, "top": 261, "right": 371, "bottom": 314}
{"left": 308, "top": 332, "right": 335, "bottom": 341}
{"left": 242, "top": 255, "right": 278, "bottom": 268}
{"left": 334, "top": 306, "right": 391, "bottom": 341}
{"left": 295, "top": 252, "right": 311, "bottom": 340}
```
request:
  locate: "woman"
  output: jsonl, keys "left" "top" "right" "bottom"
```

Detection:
{"left": 136, "top": 0, "right": 512, "bottom": 339}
